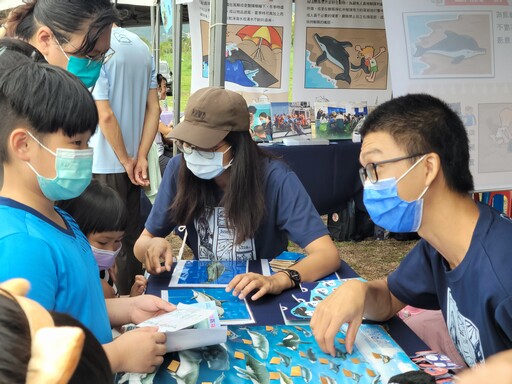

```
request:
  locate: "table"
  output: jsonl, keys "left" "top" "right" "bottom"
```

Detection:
{"left": 263, "top": 141, "right": 363, "bottom": 215}
{"left": 146, "top": 260, "right": 427, "bottom": 356}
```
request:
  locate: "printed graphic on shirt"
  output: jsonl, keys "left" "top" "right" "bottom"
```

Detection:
{"left": 195, "top": 207, "right": 256, "bottom": 261}
{"left": 446, "top": 287, "right": 484, "bottom": 366}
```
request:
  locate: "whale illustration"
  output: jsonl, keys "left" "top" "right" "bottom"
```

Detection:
{"left": 313, "top": 33, "right": 353, "bottom": 84}
{"left": 414, "top": 30, "right": 486, "bottom": 64}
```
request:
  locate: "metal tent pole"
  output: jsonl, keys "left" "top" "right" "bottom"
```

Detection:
{"left": 208, "top": 0, "right": 227, "bottom": 87}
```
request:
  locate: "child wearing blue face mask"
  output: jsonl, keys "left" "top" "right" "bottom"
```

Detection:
{"left": 57, "top": 180, "right": 147, "bottom": 298}
{"left": 0, "top": 51, "right": 174, "bottom": 374}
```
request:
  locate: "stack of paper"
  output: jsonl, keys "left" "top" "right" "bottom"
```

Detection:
{"left": 269, "top": 251, "right": 304, "bottom": 273}
{"left": 137, "top": 302, "right": 227, "bottom": 352}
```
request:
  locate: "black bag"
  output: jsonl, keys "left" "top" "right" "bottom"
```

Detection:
{"left": 328, "top": 200, "right": 356, "bottom": 241}
{"left": 328, "top": 198, "right": 375, "bottom": 242}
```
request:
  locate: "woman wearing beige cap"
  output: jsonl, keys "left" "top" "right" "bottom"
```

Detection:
{"left": 134, "top": 87, "right": 340, "bottom": 300}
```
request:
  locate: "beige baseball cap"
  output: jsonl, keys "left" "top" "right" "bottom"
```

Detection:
{"left": 169, "top": 87, "right": 250, "bottom": 148}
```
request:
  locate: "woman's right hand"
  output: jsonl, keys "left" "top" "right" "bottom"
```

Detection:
{"left": 144, "top": 237, "right": 174, "bottom": 274}
{"left": 107, "top": 327, "right": 166, "bottom": 373}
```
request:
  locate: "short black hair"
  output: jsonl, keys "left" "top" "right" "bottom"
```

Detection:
{"left": 360, "top": 93, "right": 473, "bottom": 193}
{"left": 0, "top": 55, "right": 98, "bottom": 164}
{"left": 247, "top": 106, "right": 257, "bottom": 114}
{"left": 259, "top": 112, "right": 268, "bottom": 119}
{"left": 56, "top": 179, "right": 128, "bottom": 236}
{"left": 157, "top": 73, "right": 167, "bottom": 86}
{"left": 0, "top": 37, "right": 46, "bottom": 63}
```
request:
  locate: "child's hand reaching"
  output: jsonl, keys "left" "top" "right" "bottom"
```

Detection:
{"left": 130, "top": 275, "right": 147, "bottom": 297}
{"left": 106, "top": 326, "right": 166, "bottom": 373}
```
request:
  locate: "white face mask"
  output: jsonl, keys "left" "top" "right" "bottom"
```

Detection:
{"left": 184, "top": 146, "right": 233, "bottom": 180}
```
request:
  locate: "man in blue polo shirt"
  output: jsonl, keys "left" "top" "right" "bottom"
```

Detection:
{"left": 311, "top": 94, "right": 512, "bottom": 367}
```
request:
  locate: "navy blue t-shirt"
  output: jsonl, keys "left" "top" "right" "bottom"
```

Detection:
{"left": 388, "top": 203, "right": 512, "bottom": 366}
{"left": 146, "top": 156, "right": 328, "bottom": 260}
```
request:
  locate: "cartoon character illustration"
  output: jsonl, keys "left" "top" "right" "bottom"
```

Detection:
{"left": 490, "top": 108, "right": 512, "bottom": 146}
{"left": 414, "top": 30, "right": 486, "bottom": 64}
{"left": 354, "top": 45, "right": 386, "bottom": 82}
{"left": 313, "top": 33, "right": 353, "bottom": 84}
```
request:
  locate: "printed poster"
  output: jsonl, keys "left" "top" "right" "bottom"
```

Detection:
{"left": 188, "top": 0, "right": 293, "bottom": 102}
{"left": 169, "top": 260, "right": 248, "bottom": 287}
{"left": 293, "top": 0, "right": 392, "bottom": 106}
{"left": 382, "top": 0, "right": 512, "bottom": 191}
{"left": 149, "top": 324, "right": 418, "bottom": 384}
{"left": 162, "top": 288, "right": 255, "bottom": 325}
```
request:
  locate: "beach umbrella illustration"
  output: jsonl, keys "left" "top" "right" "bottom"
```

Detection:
{"left": 236, "top": 25, "right": 283, "bottom": 61}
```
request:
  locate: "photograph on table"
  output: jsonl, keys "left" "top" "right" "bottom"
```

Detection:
{"left": 248, "top": 102, "right": 273, "bottom": 142}
{"left": 305, "top": 27, "right": 388, "bottom": 90}
{"left": 404, "top": 12, "right": 493, "bottom": 79}
{"left": 169, "top": 260, "right": 249, "bottom": 287}
{"left": 314, "top": 101, "right": 368, "bottom": 140}
{"left": 162, "top": 288, "right": 255, "bottom": 325}
{"left": 150, "top": 324, "right": 418, "bottom": 384}
{"left": 270, "top": 101, "right": 313, "bottom": 141}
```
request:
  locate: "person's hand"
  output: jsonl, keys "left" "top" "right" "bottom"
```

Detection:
{"left": 310, "top": 279, "right": 367, "bottom": 357}
{"left": 134, "top": 156, "right": 149, "bottom": 187}
{"left": 143, "top": 237, "right": 173, "bottom": 274}
{"left": 455, "top": 350, "right": 512, "bottom": 384}
{"left": 120, "top": 157, "right": 137, "bottom": 185}
{"left": 110, "top": 327, "right": 166, "bottom": 373}
{"left": 129, "top": 275, "right": 148, "bottom": 297}
{"left": 225, "top": 272, "right": 291, "bottom": 301}
{"left": 128, "top": 294, "right": 176, "bottom": 325}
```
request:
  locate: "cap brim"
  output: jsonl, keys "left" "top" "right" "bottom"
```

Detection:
{"left": 169, "top": 119, "right": 230, "bottom": 149}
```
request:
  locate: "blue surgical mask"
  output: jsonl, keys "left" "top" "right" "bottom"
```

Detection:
{"left": 184, "top": 146, "right": 233, "bottom": 180}
{"left": 25, "top": 131, "right": 93, "bottom": 201}
{"left": 363, "top": 155, "right": 428, "bottom": 233}
{"left": 56, "top": 40, "right": 102, "bottom": 88}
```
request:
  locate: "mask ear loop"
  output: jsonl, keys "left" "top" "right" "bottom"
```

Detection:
{"left": 176, "top": 225, "right": 188, "bottom": 261}
{"left": 397, "top": 154, "right": 429, "bottom": 201}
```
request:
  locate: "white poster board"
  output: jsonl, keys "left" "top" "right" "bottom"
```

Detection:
{"left": 188, "top": 0, "right": 293, "bottom": 103}
{"left": 382, "top": 0, "right": 512, "bottom": 191}
{"left": 292, "top": 0, "right": 392, "bottom": 106}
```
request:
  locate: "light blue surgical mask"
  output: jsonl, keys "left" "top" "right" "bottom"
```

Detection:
{"left": 56, "top": 39, "right": 102, "bottom": 88}
{"left": 25, "top": 131, "right": 93, "bottom": 201}
{"left": 363, "top": 155, "right": 428, "bottom": 233}
{"left": 184, "top": 146, "right": 233, "bottom": 180}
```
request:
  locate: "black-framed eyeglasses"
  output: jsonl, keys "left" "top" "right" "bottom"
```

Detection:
{"left": 174, "top": 140, "right": 224, "bottom": 159}
{"left": 359, "top": 153, "right": 426, "bottom": 185}
{"left": 61, "top": 38, "right": 115, "bottom": 67}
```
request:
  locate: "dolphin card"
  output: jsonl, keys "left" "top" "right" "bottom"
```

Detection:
{"left": 169, "top": 260, "right": 248, "bottom": 287}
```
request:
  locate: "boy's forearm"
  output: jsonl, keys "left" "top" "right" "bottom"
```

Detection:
{"left": 105, "top": 297, "right": 132, "bottom": 327}
{"left": 363, "top": 279, "right": 405, "bottom": 321}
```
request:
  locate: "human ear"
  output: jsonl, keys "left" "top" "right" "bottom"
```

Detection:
{"left": 423, "top": 152, "right": 440, "bottom": 187}
{"left": 30, "top": 26, "right": 54, "bottom": 57}
{"left": 9, "top": 129, "right": 33, "bottom": 162}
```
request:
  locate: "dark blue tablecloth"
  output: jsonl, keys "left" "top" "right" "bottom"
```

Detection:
{"left": 146, "top": 260, "right": 427, "bottom": 356}
{"left": 262, "top": 141, "right": 362, "bottom": 215}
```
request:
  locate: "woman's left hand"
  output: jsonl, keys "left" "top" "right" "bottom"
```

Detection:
{"left": 225, "top": 272, "right": 292, "bottom": 301}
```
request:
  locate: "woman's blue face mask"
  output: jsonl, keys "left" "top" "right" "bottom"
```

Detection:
{"left": 363, "top": 155, "right": 429, "bottom": 233}
{"left": 55, "top": 39, "right": 102, "bottom": 88}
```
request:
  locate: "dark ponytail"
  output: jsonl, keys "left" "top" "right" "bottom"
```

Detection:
{"left": 4, "top": 0, "right": 119, "bottom": 56}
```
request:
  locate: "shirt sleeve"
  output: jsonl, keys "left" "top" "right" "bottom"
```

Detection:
{"left": 0, "top": 233, "right": 58, "bottom": 309}
{"left": 495, "top": 297, "right": 512, "bottom": 348}
{"left": 145, "top": 155, "right": 180, "bottom": 237}
{"left": 387, "top": 240, "right": 441, "bottom": 310}
{"left": 149, "top": 57, "right": 158, "bottom": 89}
{"left": 91, "top": 66, "right": 109, "bottom": 101}
{"left": 270, "top": 162, "right": 329, "bottom": 249}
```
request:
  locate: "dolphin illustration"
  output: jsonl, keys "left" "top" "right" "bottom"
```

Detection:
{"left": 240, "top": 327, "right": 269, "bottom": 359}
{"left": 313, "top": 33, "right": 353, "bottom": 84}
{"left": 414, "top": 30, "right": 486, "bottom": 64}
{"left": 233, "top": 350, "right": 270, "bottom": 384}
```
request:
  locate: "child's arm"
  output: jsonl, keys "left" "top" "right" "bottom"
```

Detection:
{"left": 105, "top": 295, "right": 175, "bottom": 328}
{"left": 129, "top": 275, "right": 147, "bottom": 297}
{"left": 102, "top": 327, "right": 166, "bottom": 373}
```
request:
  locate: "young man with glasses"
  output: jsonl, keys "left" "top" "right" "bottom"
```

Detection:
{"left": 311, "top": 94, "right": 512, "bottom": 370}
